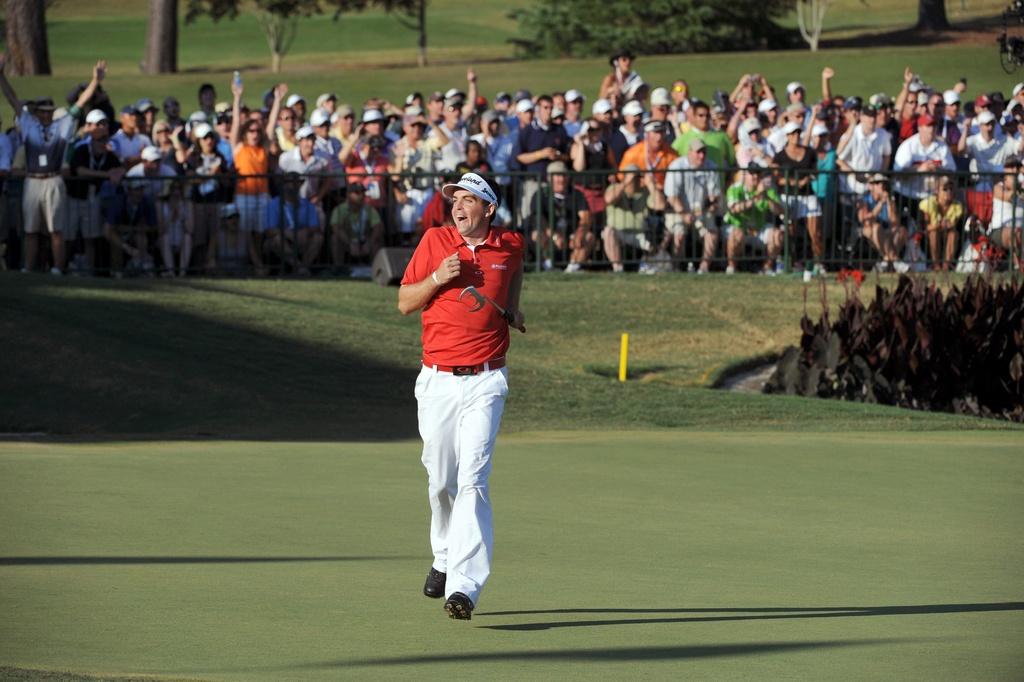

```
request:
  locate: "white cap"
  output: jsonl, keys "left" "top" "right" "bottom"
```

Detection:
{"left": 740, "top": 117, "right": 761, "bottom": 134}
{"left": 622, "top": 100, "right": 644, "bottom": 117}
{"left": 908, "top": 78, "right": 924, "bottom": 93}
{"left": 188, "top": 110, "right": 208, "bottom": 123}
{"left": 977, "top": 110, "right": 997, "bottom": 125}
{"left": 592, "top": 98, "right": 612, "bottom": 115}
{"left": 757, "top": 99, "right": 778, "bottom": 114}
{"left": 565, "top": 89, "right": 584, "bottom": 103}
{"left": 782, "top": 121, "right": 801, "bottom": 135}
{"left": 942, "top": 90, "right": 960, "bottom": 105}
{"left": 316, "top": 93, "right": 336, "bottom": 108}
{"left": 650, "top": 87, "right": 672, "bottom": 107}
{"left": 220, "top": 203, "right": 239, "bottom": 218}
{"left": 140, "top": 146, "right": 163, "bottom": 162}
{"left": 296, "top": 125, "right": 316, "bottom": 140}
{"left": 515, "top": 98, "right": 534, "bottom": 113}
{"left": 811, "top": 124, "right": 829, "bottom": 138}
{"left": 444, "top": 88, "right": 465, "bottom": 101}
{"left": 309, "top": 107, "right": 330, "bottom": 127}
{"left": 551, "top": 106, "right": 565, "bottom": 119}
{"left": 916, "top": 92, "right": 930, "bottom": 105}
{"left": 361, "top": 109, "right": 384, "bottom": 123}
{"left": 285, "top": 94, "right": 305, "bottom": 107}
{"left": 192, "top": 122, "right": 214, "bottom": 139}
{"left": 786, "top": 81, "right": 804, "bottom": 95}
{"left": 441, "top": 172, "right": 498, "bottom": 206}
{"left": 85, "top": 109, "right": 108, "bottom": 124}
{"left": 1014, "top": 83, "right": 1024, "bottom": 97}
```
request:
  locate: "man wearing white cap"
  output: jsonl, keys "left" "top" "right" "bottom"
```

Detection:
{"left": 649, "top": 87, "right": 677, "bottom": 145}
{"left": 959, "top": 111, "right": 1021, "bottom": 190}
{"left": 285, "top": 93, "right": 306, "bottom": 125}
{"left": 279, "top": 125, "right": 328, "bottom": 203}
{"left": 563, "top": 89, "right": 585, "bottom": 138}
{"left": 316, "top": 93, "right": 337, "bottom": 115}
{"left": 67, "top": 108, "right": 123, "bottom": 274}
{"left": 787, "top": 82, "right": 805, "bottom": 106}
{"left": 610, "top": 100, "right": 645, "bottom": 164}
{"left": 397, "top": 171, "right": 526, "bottom": 621}
{"left": 308, "top": 107, "right": 344, "bottom": 210}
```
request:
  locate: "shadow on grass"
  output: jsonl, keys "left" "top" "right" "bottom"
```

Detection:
{"left": 476, "top": 602, "right": 1024, "bottom": 631}
{"left": 293, "top": 639, "right": 904, "bottom": 668}
{"left": 0, "top": 275, "right": 419, "bottom": 441}
{"left": 0, "top": 555, "right": 418, "bottom": 566}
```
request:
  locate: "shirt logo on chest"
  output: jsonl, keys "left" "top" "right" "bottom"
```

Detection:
{"left": 491, "top": 263, "right": 507, "bottom": 270}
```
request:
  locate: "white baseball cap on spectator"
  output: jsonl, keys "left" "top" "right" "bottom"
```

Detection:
{"left": 786, "top": 81, "right": 804, "bottom": 95}
{"left": 192, "top": 122, "right": 214, "bottom": 139}
{"left": 444, "top": 88, "right": 465, "bottom": 101}
{"left": 757, "top": 99, "right": 778, "bottom": 114}
{"left": 782, "top": 121, "right": 801, "bottom": 135}
{"left": 188, "top": 110, "right": 208, "bottom": 125}
{"left": 214, "top": 101, "right": 230, "bottom": 114}
{"left": 551, "top": 106, "right": 565, "bottom": 120}
{"left": 740, "top": 117, "right": 761, "bottom": 134}
{"left": 286, "top": 94, "right": 305, "bottom": 108}
{"left": 515, "top": 98, "right": 534, "bottom": 114}
{"left": 361, "top": 109, "right": 385, "bottom": 124}
{"left": 592, "top": 98, "right": 612, "bottom": 115}
{"left": 441, "top": 171, "right": 499, "bottom": 206}
{"left": 650, "top": 87, "right": 672, "bottom": 107}
{"left": 786, "top": 103, "right": 806, "bottom": 115}
{"left": 622, "top": 100, "right": 644, "bottom": 117}
{"left": 404, "top": 104, "right": 425, "bottom": 117}
{"left": 316, "top": 93, "right": 337, "bottom": 108}
{"left": 623, "top": 78, "right": 647, "bottom": 100}
{"left": 296, "top": 125, "right": 316, "bottom": 140}
{"left": 976, "top": 111, "right": 997, "bottom": 125}
{"left": 85, "top": 109, "right": 108, "bottom": 124}
{"left": 565, "top": 89, "right": 584, "bottom": 103}
{"left": 916, "top": 92, "right": 929, "bottom": 106}
{"left": 141, "top": 146, "right": 163, "bottom": 162}
{"left": 908, "top": 77, "right": 924, "bottom": 93}
{"left": 220, "top": 203, "right": 240, "bottom": 218}
{"left": 942, "top": 90, "right": 960, "bottom": 105}
{"left": 811, "top": 124, "right": 829, "bottom": 138}
{"left": 309, "top": 108, "right": 330, "bottom": 127}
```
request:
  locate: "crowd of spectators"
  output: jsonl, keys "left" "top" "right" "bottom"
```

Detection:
{"left": 1, "top": 50, "right": 1022, "bottom": 278}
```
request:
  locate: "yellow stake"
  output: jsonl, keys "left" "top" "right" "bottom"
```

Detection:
{"left": 619, "top": 333, "right": 629, "bottom": 382}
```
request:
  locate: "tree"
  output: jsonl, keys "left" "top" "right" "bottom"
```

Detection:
{"left": 915, "top": 0, "right": 951, "bottom": 31}
{"left": 796, "top": 0, "right": 832, "bottom": 52}
{"left": 3, "top": 0, "right": 51, "bottom": 76}
{"left": 186, "top": 0, "right": 322, "bottom": 73}
{"left": 144, "top": 0, "right": 179, "bottom": 74}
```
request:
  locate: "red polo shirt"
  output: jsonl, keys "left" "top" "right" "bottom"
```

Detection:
{"left": 401, "top": 225, "right": 525, "bottom": 366}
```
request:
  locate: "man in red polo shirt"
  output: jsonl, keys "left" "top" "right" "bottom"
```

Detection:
{"left": 398, "top": 172, "right": 526, "bottom": 620}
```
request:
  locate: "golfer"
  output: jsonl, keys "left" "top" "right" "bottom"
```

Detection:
{"left": 398, "top": 172, "right": 526, "bottom": 620}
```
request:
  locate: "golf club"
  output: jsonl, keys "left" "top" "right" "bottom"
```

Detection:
{"left": 458, "top": 285, "right": 526, "bottom": 333}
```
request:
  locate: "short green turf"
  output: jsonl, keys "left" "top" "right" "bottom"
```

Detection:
{"left": 0, "top": 432, "right": 1020, "bottom": 680}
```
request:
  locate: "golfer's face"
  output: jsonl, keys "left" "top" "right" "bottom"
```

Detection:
{"left": 451, "top": 189, "right": 489, "bottom": 236}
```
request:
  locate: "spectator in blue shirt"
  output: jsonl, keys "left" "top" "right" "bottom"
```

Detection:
{"left": 513, "top": 94, "right": 570, "bottom": 225}
{"left": 264, "top": 172, "right": 322, "bottom": 276}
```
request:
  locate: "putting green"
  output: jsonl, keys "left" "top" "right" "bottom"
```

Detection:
{"left": 0, "top": 431, "right": 1021, "bottom": 680}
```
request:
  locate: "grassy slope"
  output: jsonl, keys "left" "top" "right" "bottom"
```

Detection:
{"left": 0, "top": 432, "right": 1021, "bottom": 680}
{"left": 2, "top": 272, "right": 1020, "bottom": 439}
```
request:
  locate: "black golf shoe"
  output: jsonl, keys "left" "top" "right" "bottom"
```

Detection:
{"left": 444, "top": 591, "right": 474, "bottom": 620}
{"left": 423, "top": 567, "right": 446, "bottom": 599}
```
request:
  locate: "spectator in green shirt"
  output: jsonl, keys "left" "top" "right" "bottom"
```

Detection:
{"left": 672, "top": 100, "right": 735, "bottom": 170}
{"left": 329, "top": 183, "right": 383, "bottom": 268}
{"left": 724, "top": 167, "right": 784, "bottom": 274}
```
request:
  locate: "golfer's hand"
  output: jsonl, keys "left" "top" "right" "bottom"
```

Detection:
{"left": 433, "top": 252, "right": 460, "bottom": 286}
{"left": 510, "top": 309, "right": 526, "bottom": 334}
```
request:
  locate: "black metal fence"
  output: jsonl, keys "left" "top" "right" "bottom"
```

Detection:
{"left": 2, "top": 166, "right": 1021, "bottom": 277}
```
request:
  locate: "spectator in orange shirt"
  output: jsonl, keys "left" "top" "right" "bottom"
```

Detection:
{"left": 618, "top": 120, "right": 679, "bottom": 189}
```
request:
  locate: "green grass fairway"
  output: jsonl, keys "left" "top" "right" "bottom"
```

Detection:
{"left": 1, "top": 432, "right": 1021, "bottom": 680}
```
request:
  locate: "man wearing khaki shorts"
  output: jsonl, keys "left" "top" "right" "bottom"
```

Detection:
{"left": 0, "top": 55, "right": 107, "bottom": 273}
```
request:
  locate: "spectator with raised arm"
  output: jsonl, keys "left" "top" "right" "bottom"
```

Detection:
{"left": 0, "top": 55, "right": 106, "bottom": 274}
{"left": 230, "top": 79, "right": 283, "bottom": 274}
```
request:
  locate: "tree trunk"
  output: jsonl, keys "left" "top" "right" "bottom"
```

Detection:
{"left": 272, "top": 51, "right": 282, "bottom": 73}
{"left": 3, "top": 0, "right": 51, "bottom": 76}
{"left": 144, "top": 0, "right": 178, "bottom": 74}
{"left": 417, "top": 0, "right": 427, "bottom": 68}
{"left": 916, "top": 0, "right": 950, "bottom": 31}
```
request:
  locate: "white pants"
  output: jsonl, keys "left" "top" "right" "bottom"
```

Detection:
{"left": 415, "top": 364, "right": 509, "bottom": 606}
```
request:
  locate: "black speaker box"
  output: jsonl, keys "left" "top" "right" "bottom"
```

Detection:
{"left": 372, "top": 247, "right": 414, "bottom": 286}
